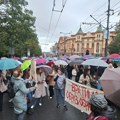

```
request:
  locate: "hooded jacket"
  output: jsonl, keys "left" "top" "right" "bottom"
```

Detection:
{"left": 13, "top": 78, "right": 35, "bottom": 114}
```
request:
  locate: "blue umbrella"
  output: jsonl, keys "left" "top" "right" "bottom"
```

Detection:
{"left": 0, "top": 58, "right": 20, "bottom": 70}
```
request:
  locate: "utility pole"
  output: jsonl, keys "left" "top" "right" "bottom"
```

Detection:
{"left": 105, "top": 0, "right": 110, "bottom": 57}
{"left": 90, "top": 0, "right": 112, "bottom": 57}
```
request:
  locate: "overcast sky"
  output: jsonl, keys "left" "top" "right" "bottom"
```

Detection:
{"left": 26, "top": 0, "right": 120, "bottom": 52}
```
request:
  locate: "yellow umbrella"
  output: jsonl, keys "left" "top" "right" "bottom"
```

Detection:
{"left": 20, "top": 60, "right": 31, "bottom": 71}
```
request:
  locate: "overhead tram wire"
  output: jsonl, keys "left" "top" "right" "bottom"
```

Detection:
{"left": 75, "top": 1, "right": 107, "bottom": 32}
{"left": 84, "top": 14, "right": 108, "bottom": 32}
{"left": 85, "top": 8, "right": 120, "bottom": 32}
{"left": 84, "top": 1, "right": 107, "bottom": 22}
{"left": 111, "top": 0, "right": 120, "bottom": 8}
{"left": 48, "top": 0, "right": 68, "bottom": 44}
{"left": 84, "top": 0, "right": 120, "bottom": 32}
{"left": 72, "top": 1, "right": 107, "bottom": 33}
{"left": 85, "top": 17, "right": 107, "bottom": 32}
{"left": 45, "top": 10, "right": 54, "bottom": 43}
{"left": 45, "top": 0, "right": 56, "bottom": 44}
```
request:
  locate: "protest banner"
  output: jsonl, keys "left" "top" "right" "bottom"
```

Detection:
{"left": 65, "top": 80, "right": 104, "bottom": 114}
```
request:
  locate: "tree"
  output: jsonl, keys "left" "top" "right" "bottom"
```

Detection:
{"left": 0, "top": 0, "right": 42, "bottom": 57}
{"left": 109, "top": 21, "right": 120, "bottom": 54}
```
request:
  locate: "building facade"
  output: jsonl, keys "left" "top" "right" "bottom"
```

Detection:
{"left": 57, "top": 26, "right": 116, "bottom": 56}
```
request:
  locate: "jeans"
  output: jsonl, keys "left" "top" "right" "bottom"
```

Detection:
{"left": 55, "top": 89, "right": 65, "bottom": 106}
{"left": 0, "top": 92, "right": 3, "bottom": 111}
{"left": 32, "top": 97, "right": 42, "bottom": 107}
{"left": 97, "top": 80, "right": 102, "bottom": 90}
{"left": 15, "top": 111, "right": 26, "bottom": 120}
{"left": 27, "top": 92, "right": 33, "bottom": 108}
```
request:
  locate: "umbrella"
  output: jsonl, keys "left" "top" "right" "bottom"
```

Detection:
{"left": 45, "top": 57, "right": 54, "bottom": 61}
{"left": 109, "top": 54, "right": 120, "bottom": 58}
{"left": 21, "top": 57, "right": 28, "bottom": 61}
{"left": 60, "top": 56, "right": 71, "bottom": 63}
{"left": 36, "top": 58, "right": 47, "bottom": 65}
{"left": 100, "top": 68, "right": 120, "bottom": 107}
{"left": 0, "top": 58, "right": 20, "bottom": 70}
{"left": 16, "top": 60, "right": 22, "bottom": 65}
{"left": 82, "top": 59, "right": 108, "bottom": 67}
{"left": 20, "top": 60, "right": 31, "bottom": 71}
{"left": 70, "top": 55, "right": 80, "bottom": 61}
{"left": 69, "top": 60, "right": 83, "bottom": 65}
{"left": 55, "top": 60, "right": 68, "bottom": 66}
{"left": 47, "top": 61, "right": 55, "bottom": 67}
{"left": 36, "top": 65, "right": 52, "bottom": 75}
{"left": 83, "top": 55, "right": 95, "bottom": 59}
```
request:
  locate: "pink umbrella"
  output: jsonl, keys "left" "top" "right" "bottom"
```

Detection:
{"left": 36, "top": 58, "right": 47, "bottom": 65}
{"left": 100, "top": 68, "right": 120, "bottom": 107}
{"left": 109, "top": 53, "right": 120, "bottom": 58}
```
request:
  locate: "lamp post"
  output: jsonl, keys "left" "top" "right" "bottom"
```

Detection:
{"left": 60, "top": 32, "right": 71, "bottom": 55}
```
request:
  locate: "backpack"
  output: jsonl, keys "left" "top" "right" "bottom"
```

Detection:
{"left": 8, "top": 81, "right": 19, "bottom": 99}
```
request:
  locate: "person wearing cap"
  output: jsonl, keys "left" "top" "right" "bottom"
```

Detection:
{"left": 54, "top": 67, "right": 68, "bottom": 111}
{"left": 87, "top": 94, "right": 117, "bottom": 120}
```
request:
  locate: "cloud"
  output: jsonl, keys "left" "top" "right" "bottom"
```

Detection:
{"left": 38, "top": 36, "right": 55, "bottom": 52}
{"left": 26, "top": 0, "right": 120, "bottom": 51}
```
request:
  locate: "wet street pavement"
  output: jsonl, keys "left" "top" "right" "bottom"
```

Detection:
{"left": 1, "top": 93, "right": 120, "bottom": 120}
{"left": 0, "top": 93, "right": 87, "bottom": 120}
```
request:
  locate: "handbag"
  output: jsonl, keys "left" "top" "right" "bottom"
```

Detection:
{"left": 0, "top": 78, "right": 8, "bottom": 92}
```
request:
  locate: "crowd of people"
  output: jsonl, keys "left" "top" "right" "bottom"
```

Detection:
{"left": 0, "top": 61, "right": 69, "bottom": 120}
{"left": 0, "top": 58, "right": 119, "bottom": 120}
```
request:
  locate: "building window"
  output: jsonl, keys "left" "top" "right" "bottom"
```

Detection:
{"left": 92, "top": 43, "right": 94, "bottom": 47}
{"left": 82, "top": 43, "right": 84, "bottom": 48}
{"left": 77, "top": 36, "right": 80, "bottom": 39}
{"left": 77, "top": 43, "right": 79, "bottom": 52}
{"left": 96, "top": 43, "right": 99, "bottom": 53}
{"left": 87, "top": 43, "right": 89, "bottom": 48}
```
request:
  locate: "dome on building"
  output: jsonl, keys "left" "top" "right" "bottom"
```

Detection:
{"left": 96, "top": 24, "right": 103, "bottom": 32}
{"left": 76, "top": 25, "right": 83, "bottom": 34}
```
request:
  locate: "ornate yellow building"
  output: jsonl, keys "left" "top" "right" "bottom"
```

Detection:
{"left": 57, "top": 26, "right": 116, "bottom": 56}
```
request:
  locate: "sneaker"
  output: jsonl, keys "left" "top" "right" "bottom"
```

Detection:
{"left": 31, "top": 105, "right": 34, "bottom": 109}
{"left": 56, "top": 104, "right": 60, "bottom": 108}
{"left": 64, "top": 105, "right": 68, "bottom": 111}
{"left": 50, "top": 97, "right": 52, "bottom": 99}
{"left": 39, "top": 103, "right": 42, "bottom": 106}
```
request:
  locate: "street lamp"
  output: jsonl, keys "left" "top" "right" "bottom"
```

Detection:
{"left": 60, "top": 32, "right": 71, "bottom": 55}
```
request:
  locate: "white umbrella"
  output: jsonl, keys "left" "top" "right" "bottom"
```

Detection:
{"left": 70, "top": 55, "right": 80, "bottom": 61}
{"left": 36, "top": 65, "right": 52, "bottom": 75}
{"left": 55, "top": 60, "right": 68, "bottom": 66}
{"left": 82, "top": 59, "right": 108, "bottom": 67}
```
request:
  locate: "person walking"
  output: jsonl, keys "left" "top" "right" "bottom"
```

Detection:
{"left": 47, "top": 67, "right": 56, "bottom": 99}
{"left": 0, "top": 70, "right": 7, "bottom": 112}
{"left": 54, "top": 68, "right": 68, "bottom": 111}
{"left": 13, "top": 70, "right": 36, "bottom": 120}
{"left": 31, "top": 68, "right": 46, "bottom": 108}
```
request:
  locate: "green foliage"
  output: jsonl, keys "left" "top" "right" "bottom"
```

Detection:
{"left": 0, "top": 0, "right": 42, "bottom": 57}
{"left": 109, "top": 21, "right": 120, "bottom": 54}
